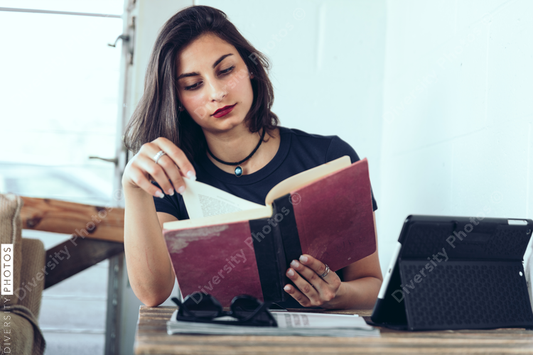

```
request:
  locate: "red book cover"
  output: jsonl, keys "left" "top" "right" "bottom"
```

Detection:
{"left": 290, "top": 158, "right": 376, "bottom": 271}
{"left": 164, "top": 221, "right": 263, "bottom": 306}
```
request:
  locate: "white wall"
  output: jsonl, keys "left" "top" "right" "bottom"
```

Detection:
{"left": 130, "top": 0, "right": 192, "bottom": 115}
{"left": 379, "top": 0, "right": 533, "bottom": 270}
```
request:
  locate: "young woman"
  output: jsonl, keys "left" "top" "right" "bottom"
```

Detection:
{"left": 122, "top": 5, "right": 382, "bottom": 309}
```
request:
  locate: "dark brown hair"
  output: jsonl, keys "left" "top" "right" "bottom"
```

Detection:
{"left": 123, "top": 5, "right": 279, "bottom": 161}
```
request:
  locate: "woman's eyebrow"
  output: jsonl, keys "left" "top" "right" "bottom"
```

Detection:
{"left": 177, "top": 53, "right": 234, "bottom": 80}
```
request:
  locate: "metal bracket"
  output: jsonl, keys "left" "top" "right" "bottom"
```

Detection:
{"left": 89, "top": 156, "right": 119, "bottom": 165}
{"left": 108, "top": 34, "right": 130, "bottom": 48}
{"left": 108, "top": 16, "right": 135, "bottom": 65}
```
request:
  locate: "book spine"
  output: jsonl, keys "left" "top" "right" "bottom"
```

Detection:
{"left": 249, "top": 216, "right": 287, "bottom": 303}
{"left": 273, "top": 194, "right": 303, "bottom": 268}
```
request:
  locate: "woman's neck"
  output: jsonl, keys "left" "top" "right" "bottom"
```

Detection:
{"left": 204, "top": 126, "right": 280, "bottom": 176}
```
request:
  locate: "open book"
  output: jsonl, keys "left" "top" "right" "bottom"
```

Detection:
{"left": 163, "top": 156, "right": 376, "bottom": 306}
{"left": 166, "top": 155, "right": 353, "bottom": 228}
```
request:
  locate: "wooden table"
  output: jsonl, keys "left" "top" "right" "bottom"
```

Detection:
{"left": 135, "top": 306, "right": 533, "bottom": 354}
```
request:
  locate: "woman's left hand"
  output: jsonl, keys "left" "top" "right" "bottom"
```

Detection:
{"left": 283, "top": 254, "right": 342, "bottom": 308}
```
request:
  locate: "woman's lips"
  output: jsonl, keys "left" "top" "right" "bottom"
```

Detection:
{"left": 212, "top": 104, "right": 237, "bottom": 118}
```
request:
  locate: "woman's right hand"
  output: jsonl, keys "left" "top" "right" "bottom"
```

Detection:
{"left": 122, "top": 137, "right": 196, "bottom": 198}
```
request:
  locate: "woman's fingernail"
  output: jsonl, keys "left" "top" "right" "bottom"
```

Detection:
{"left": 187, "top": 171, "right": 196, "bottom": 181}
{"left": 168, "top": 189, "right": 174, "bottom": 196}
{"left": 299, "top": 255, "right": 308, "bottom": 263}
{"left": 177, "top": 185, "right": 186, "bottom": 194}
{"left": 284, "top": 285, "right": 291, "bottom": 293}
{"left": 291, "top": 260, "right": 300, "bottom": 268}
{"left": 287, "top": 269, "right": 294, "bottom": 277}
{"left": 155, "top": 191, "right": 164, "bottom": 198}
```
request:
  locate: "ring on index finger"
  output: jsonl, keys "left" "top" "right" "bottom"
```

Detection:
{"left": 319, "top": 264, "right": 330, "bottom": 279}
{"left": 153, "top": 150, "right": 166, "bottom": 165}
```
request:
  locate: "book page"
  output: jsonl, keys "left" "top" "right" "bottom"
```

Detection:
{"left": 181, "top": 178, "right": 264, "bottom": 219}
{"left": 270, "top": 311, "right": 371, "bottom": 329}
{"left": 163, "top": 205, "right": 272, "bottom": 231}
{"left": 265, "top": 155, "right": 351, "bottom": 205}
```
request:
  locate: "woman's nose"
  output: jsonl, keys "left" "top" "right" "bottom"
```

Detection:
{"left": 207, "top": 78, "right": 227, "bottom": 102}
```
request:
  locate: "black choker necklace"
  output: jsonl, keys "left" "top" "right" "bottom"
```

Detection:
{"left": 207, "top": 129, "right": 266, "bottom": 177}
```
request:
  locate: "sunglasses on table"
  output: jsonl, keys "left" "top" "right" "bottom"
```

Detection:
{"left": 171, "top": 294, "right": 277, "bottom": 327}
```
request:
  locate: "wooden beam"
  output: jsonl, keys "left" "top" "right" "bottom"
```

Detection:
{"left": 44, "top": 238, "right": 124, "bottom": 289}
{"left": 20, "top": 196, "right": 124, "bottom": 243}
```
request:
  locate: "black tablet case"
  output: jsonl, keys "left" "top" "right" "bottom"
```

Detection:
{"left": 370, "top": 215, "right": 533, "bottom": 331}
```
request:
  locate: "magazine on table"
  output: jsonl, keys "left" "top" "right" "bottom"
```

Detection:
{"left": 167, "top": 310, "right": 380, "bottom": 337}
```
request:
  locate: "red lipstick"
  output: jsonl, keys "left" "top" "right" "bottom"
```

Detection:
{"left": 212, "top": 103, "right": 237, "bottom": 118}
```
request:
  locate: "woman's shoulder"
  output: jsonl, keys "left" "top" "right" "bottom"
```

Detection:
{"left": 280, "top": 126, "right": 360, "bottom": 163}
{"left": 280, "top": 126, "right": 335, "bottom": 140}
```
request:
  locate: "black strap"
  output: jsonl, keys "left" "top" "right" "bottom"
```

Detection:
{"left": 273, "top": 194, "right": 303, "bottom": 266}
{"left": 249, "top": 217, "right": 286, "bottom": 303}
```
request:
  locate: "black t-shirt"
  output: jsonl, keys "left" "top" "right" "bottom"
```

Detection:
{"left": 154, "top": 126, "right": 377, "bottom": 218}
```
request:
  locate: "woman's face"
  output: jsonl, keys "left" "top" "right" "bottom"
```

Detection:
{"left": 176, "top": 33, "right": 254, "bottom": 134}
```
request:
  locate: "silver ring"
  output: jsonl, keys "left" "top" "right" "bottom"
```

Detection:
{"left": 153, "top": 150, "right": 166, "bottom": 165}
{"left": 319, "top": 264, "right": 330, "bottom": 278}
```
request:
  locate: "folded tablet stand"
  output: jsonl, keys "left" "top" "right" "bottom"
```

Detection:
{"left": 371, "top": 215, "right": 533, "bottom": 331}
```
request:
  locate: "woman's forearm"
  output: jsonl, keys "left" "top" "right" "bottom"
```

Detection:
{"left": 123, "top": 186, "right": 175, "bottom": 306}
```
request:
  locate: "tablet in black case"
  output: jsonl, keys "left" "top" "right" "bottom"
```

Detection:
{"left": 370, "top": 215, "right": 533, "bottom": 331}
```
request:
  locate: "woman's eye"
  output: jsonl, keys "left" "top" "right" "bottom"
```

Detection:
{"left": 219, "top": 66, "right": 235, "bottom": 76}
{"left": 185, "top": 82, "right": 202, "bottom": 91}
{"left": 183, "top": 67, "right": 234, "bottom": 90}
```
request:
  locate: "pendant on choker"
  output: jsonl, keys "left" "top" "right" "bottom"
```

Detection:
{"left": 206, "top": 129, "right": 266, "bottom": 178}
